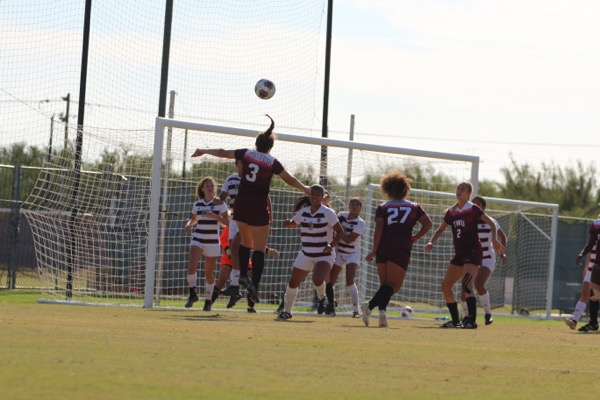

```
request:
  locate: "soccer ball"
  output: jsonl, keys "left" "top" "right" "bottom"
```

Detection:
{"left": 255, "top": 79, "right": 276, "bottom": 100}
{"left": 400, "top": 306, "right": 414, "bottom": 319}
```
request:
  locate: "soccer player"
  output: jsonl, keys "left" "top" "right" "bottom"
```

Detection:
{"left": 459, "top": 195, "right": 507, "bottom": 326}
{"left": 425, "top": 182, "right": 505, "bottom": 329}
{"left": 565, "top": 215, "right": 600, "bottom": 332}
{"left": 277, "top": 184, "right": 345, "bottom": 320}
{"left": 326, "top": 198, "right": 366, "bottom": 318}
{"left": 192, "top": 115, "right": 310, "bottom": 304}
{"left": 362, "top": 172, "right": 432, "bottom": 327}
{"left": 183, "top": 177, "right": 229, "bottom": 310}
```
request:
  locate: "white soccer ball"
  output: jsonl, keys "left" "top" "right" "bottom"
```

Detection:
{"left": 255, "top": 79, "right": 276, "bottom": 100}
{"left": 400, "top": 306, "right": 414, "bottom": 319}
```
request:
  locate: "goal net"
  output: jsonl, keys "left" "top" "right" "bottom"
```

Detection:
{"left": 23, "top": 117, "right": 479, "bottom": 309}
{"left": 362, "top": 186, "right": 558, "bottom": 318}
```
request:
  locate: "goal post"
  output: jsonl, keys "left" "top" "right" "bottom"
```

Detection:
{"left": 363, "top": 185, "right": 559, "bottom": 319}
{"left": 144, "top": 116, "right": 480, "bottom": 308}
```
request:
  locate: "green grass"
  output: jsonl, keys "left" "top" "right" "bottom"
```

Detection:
{"left": 1, "top": 290, "right": 599, "bottom": 399}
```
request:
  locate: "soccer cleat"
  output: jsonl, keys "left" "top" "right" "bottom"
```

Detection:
{"left": 239, "top": 276, "right": 251, "bottom": 289}
{"left": 246, "top": 283, "right": 260, "bottom": 304}
{"left": 352, "top": 311, "right": 361, "bottom": 318}
{"left": 317, "top": 298, "right": 326, "bottom": 314}
{"left": 221, "top": 285, "right": 240, "bottom": 297}
{"left": 379, "top": 310, "right": 388, "bottom": 328}
{"left": 226, "top": 293, "right": 242, "bottom": 309}
{"left": 277, "top": 311, "right": 293, "bottom": 321}
{"left": 485, "top": 313, "right": 493, "bottom": 325}
{"left": 361, "top": 303, "right": 371, "bottom": 327}
{"left": 462, "top": 321, "right": 478, "bottom": 329}
{"left": 564, "top": 317, "right": 577, "bottom": 330}
{"left": 247, "top": 307, "right": 257, "bottom": 313}
{"left": 184, "top": 292, "right": 199, "bottom": 308}
{"left": 202, "top": 299, "right": 212, "bottom": 311}
{"left": 325, "top": 303, "right": 336, "bottom": 317}
{"left": 440, "top": 320, "right": 463, "bottom": 328}
{"left": 578, "top": 323, "right": 599, "bottom": 332}
{"left": 275, "top": 300, "right": 284, "bottom": 314}
{"left": 266, "top": 247, "right": 280, "bottom": 258}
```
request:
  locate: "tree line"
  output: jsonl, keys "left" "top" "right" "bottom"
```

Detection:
{"left": 1, "top": 142, "right": 598, "bottom": 218}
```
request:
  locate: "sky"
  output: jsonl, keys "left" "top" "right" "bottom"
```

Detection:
{"left": 325, "top": 0, "right": 600, "bottom": 182}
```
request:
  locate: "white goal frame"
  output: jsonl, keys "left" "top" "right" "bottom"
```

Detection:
{"left": 145, "top": 117, "right": 481, "bottom": 308}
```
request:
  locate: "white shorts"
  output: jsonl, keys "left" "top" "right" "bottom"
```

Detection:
{"left": 293, "top": 251, "right": 335, "bottom": 272}
{"left": 584, "top": 266, "right": 592, "bottom": 283}
{"left": 334, "top": 252, "right": 360, "bottom": 267}
{"left": 481, "top": 257, "right": 496, "bottom": 273}
{"left": 228, "top": 219, "right": 239, "bottom": 240}
{"left": 190, "top": 242, "right": 220, "bottom": 257}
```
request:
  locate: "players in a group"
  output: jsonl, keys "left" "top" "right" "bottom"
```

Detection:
{"left": 192, "top": 115, "right": 310, "bottom": 305}
{"left": 459, "top": 195, "right": 507, "bottom": 326}
{"left": 326, "top": 198, "right": 366, "bottom": 318}
{"left": 362, "top": 171, "right": 432, "bottom": 327}
{"left": 565, "top": 215, "right": 600, "bottom": 332}
{"left": 425, "top": 182, "right": 505, "bottom": 329}
{"left": 277, "top": 184, "right": 345, "bottom": 320}
{"left": 183, "top": 177, "right": 229, "bottom": 310}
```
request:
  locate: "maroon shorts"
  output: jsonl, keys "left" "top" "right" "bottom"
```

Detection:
{"left": 375, "top": 242, "right": 411, "bottom": 270}
{"left": 591, "top": 264, "right": 600, "bottom": 287}
{"left": 450, "top": 247, "right": 482, "bottom": 267}
{"left": 233, "top": 194, "right": 272, "bottom": 226}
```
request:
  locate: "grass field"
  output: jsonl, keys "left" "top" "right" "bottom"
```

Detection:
{"left": 2, "top": 290, "right": 599, "bottom": 400}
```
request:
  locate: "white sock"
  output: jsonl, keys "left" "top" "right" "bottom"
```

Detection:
{"left": 230, "top": 269, "right": 240, "bottom": 286}
{"left": 187, "top": 274, "right": 197, "bottom": 288}
{"left": 284, "top": 286, "right": 298, "bottom": 313}
{"left": 347, "top": 283, "right": 359, "bottom": 312}
{"left": 315, "top": 282, "right": 325, "bottom": 301}
{"left": 205, "top": 282, "right": 215, "bottom": 301}
{"left": 573, "top": 300, "right": 587, "bottom": 322}
{"left": 478, "top": 291, "right": 492, "bottom": 314}
{"left": 461, "top": 300, "right": 469, "bottom": 317}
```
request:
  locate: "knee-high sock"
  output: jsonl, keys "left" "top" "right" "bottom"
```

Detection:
{"left": 447, "top": 302, "right": 460, "bottom": 323}
{"left": 573, "top": 300, "right": 587, "bottom": 322}
{"left": 466, "top": 296, "right": 477, "bottom": 322}
{"left": 239, "top": 245, "right": 251, "bottom": 278}
{"left": 187, "top": 273, "right": 197, "bottom": 289}
{"left": 211, "top": 286, "right": 221, "bottom": 303}
{"left": 461, "top": 300, "right": 468, "bottom": 317}
{"left": 315, "top": 282, "right": 326, "bottom": 301}
{"left": 284, "top": 286, "right": 299, "bottom": 313}
{"left": 230, "top": 269, "right": 240, "bottom": 286}
{"left": 590, "top": 300, "right": 599, "bottom": 325}
{"left": 205, "top": 282, "right": 215, "bottom": 302}
{"left": 368, "top": 286, "right": 385, "bottom": 310}
{"left": 378, "top": 285, "right": 394, "bottom": 311}
{"left": 326, "top": 283, "right": 334, "bottom": 305}
{"left": 478, "top": 291, "right": 491, "bottom": 314}
{"left": 347, "top": 283, "right": 359, "bottom": 312}
{"left": 251, "top": 251, "right": 265, "bottom": 288}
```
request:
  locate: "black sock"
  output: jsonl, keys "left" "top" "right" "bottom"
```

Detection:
{"left": 379, "top": 285, "right": 395, "bottom": 311}
{"left": 251, "top": 251, "right": 265, "bottom": 288}
{"left": 239, "top": 245, "right": 251, "bottom": 278}
{"left": 211, "top": 287, "right": 221, "bottom": 303}
{"left": 590, "top": 300, "right": 599, "bottom": 325}
{"left": 466, "top": 297, "right": 477, "bottom": 323}
{"left": 447, "top": 302, "right": 460, "bottom": 323}
{"left": 368, "top": 286, "right": 385, "bottom": 310}
{"left": 326, "top": 283, "right": 334, "bottom": 305}
{"left": 247, "top": 292, "right": 255, "bottom": 308}
{"left": 189, "top": 286, "right": 196, "bottom": 296}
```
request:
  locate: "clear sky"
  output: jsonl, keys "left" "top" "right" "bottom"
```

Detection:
{"left": 325, "top": 0, "right": 600, "bottom": 182}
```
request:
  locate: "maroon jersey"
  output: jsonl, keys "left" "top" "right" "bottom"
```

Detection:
{"left": 375, "top": 199, "right": 426, "bottom": 252}
{"left": 234, "top": 148, "right": 284, "bottom": 196}
{"left": 443, "top": 202, "right": 484, "bottom": 253}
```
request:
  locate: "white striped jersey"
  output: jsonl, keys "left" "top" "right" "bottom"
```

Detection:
{"left": 336, "top": 211, "right": 365, "bottom": 256}
{"left": 587, "top": 219, "right": 600, "bottom": 268}
{"left": 292, "top": 205, "right": 339, "bottom": 258}
{"left": 220, "top": 173, "right": 241, "bottom": 211}
{"left": 477, "top": 216, "right": 501, "bottom": 262}
{"left": 190, "top": 198, "right": 228, "bottom": 245}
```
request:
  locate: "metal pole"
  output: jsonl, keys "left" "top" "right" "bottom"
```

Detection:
{"left": 47, "top": 115, "right": 54, "bottom": 163}
{"left": 62, "top": 93, "right": 70, "bottom": 150}
{"left": 8, "top": 165, "right": 21, "bottom": 289}
{"left": 345, "top": 114, "right": 355, "bottom": 202}
{"left": 320, "top": 0, "right": 333, "bottom": 187}
{"left": 158, "top": 0, "right": 174, "bottom": 118}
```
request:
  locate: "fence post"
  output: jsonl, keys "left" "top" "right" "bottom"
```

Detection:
{"left": 8, "top": 164, "right": 21, "bottom": 289}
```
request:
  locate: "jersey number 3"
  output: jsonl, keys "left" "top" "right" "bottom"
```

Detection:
{"left": 245, "top": 163, "right": 259, "bottom": 182}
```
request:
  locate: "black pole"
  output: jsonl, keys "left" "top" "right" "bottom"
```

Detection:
{"left": 158, "top": 0, "right": 174, "bottom": 117}
{"left": 66, "top": 0, "right": 92, "bottom": 299}
{"left": 320, "top": 0, "right": 333, "bottom": 187}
